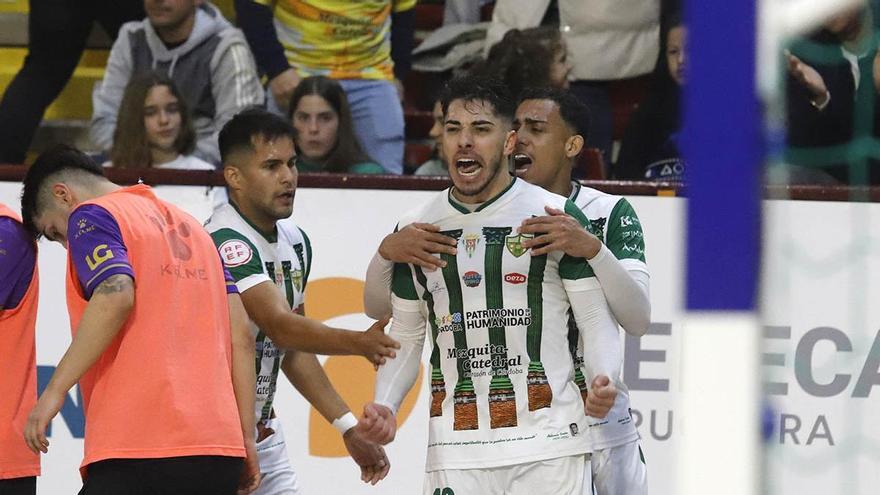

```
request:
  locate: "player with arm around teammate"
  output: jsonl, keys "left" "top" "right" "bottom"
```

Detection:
{"left": 356, "top": 75, "right": 619, "bottom": 495}
{"left": 205, "top": 108, "right": 396, "bottom": 493}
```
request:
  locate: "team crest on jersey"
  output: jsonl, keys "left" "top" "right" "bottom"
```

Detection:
{"left": 462, "top": 233, "right": 481, "bottom": 258}
{"left": 505, "top": 233, "right": 532, "bottom": 257}
{"left": 462, "top": 271, "right": 482, "bottom": 288}
{"left": 291, "top": 269, "right": 304, "bottom": 292}
{"left": 589, "top": 217, "right": 606, "bottom": 239}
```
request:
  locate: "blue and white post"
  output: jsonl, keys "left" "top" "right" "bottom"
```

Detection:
{"left": 679, "top": 0, "right": 762, "bottom": 493}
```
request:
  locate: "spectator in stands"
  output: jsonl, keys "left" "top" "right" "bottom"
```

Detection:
{"left": 479, "top": 26, "right": 571, "bottom": 100}
{"left": 107, "top": 71, "right": 212, "bottom": 171}
{"left": 414, "top": 100, "right": 448, "bottom": 176}
{"left": 289, "top": 76, "right": 385, "bottom": 175}
{"left": 616, "top": 13, "right": 686, "bottom": 181}
{"left": 234, "top": 0, "right": 415, "bottom": 175}
{"left": 784, "top": 1, "right": 880, "bottom": 184}
{"left": 0, "top": 0, "right": 143, "bottom": 165}
{"left": 486, "top": 0, "right": 661, "bottom": 166}
{"left": 91, "top": 0, "right": 263, "bottom": 166}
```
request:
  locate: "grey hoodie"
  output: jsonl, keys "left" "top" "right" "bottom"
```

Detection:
{"left": 91, "top": 2, "right": 264, "bottom": 165}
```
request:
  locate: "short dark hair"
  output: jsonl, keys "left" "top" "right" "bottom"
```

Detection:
{"left": 440, "top": 73, "right": 516, "bottom": 124}
{"left": 219, "top": 107, "right": 297, "bottom": 166}
{"left": 518, "top": 86, "right": 591, "bottom": 141}
{"left": 20, "top": 144, "right": 104, "bottom": 238}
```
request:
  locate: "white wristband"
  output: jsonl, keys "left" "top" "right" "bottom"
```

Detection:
{"left": 332, "top": 412, "right": 358, "bottom": 434}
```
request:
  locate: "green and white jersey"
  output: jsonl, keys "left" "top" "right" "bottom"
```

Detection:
{"left": 570, "top": 181, "right": 646, "bottom": 450}
{"left": 205, "top": 202, "right": 312, "bottom": 422}
{"left": 392, "top": 178, "right": 598, "bottom": 471}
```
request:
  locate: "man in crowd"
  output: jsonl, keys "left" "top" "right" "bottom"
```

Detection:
{"left": 206, "top": 108, "right": 397, "bottom": 493}
{"left": 19, "top": 145, "right": 260, "bottom": 493}
{"left": 356, "top": 74, "right": 619, "bottom": 494}
{"left": 92, "top": 0, "right": 263, "bottom": 164}
{"left": 0, "top": 203, "right": 40, "bottom": 495}
{"left": 234, "top": 0, "right": 415, "bottom": 174}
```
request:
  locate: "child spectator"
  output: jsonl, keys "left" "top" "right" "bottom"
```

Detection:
{"left": 414, "top": 100, "right": 448, "bottom": 176}
{"left": 289, "top": 76, "right": 385, "bottom": 175}
{"left": 616, "top": 13, "right": 686, "bottom": 181}
{"left": 480, "top": 26, "right": 571, "bottom": 100}
{"left": 91, "top": 1, "right": 263, "bottom": 166}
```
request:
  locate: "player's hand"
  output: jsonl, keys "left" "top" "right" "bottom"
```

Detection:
{"left": 269, "top": 68, "right": 301, "bottom": 113}
{"left": 355, "top": 403, "right": 397, "bottom": 445}
{"left": 358, "top": 317, "right": 399, "bottom": 366}
{"left": 24, "top": 388, "right": 66, "bottom": 454}
{"left": 519, "top": 206, "right": 602, "bottom": 259}
{"left": 343, "top": 427, "right": 391, "bottom": 485}
{"left": 237, "top": 439, "right": 262, "bottom": 494}
{"left": 378, "top": 223, "right": 457, "bottom": 271}
{"left": 585, "top": 375, "right": 617, "bottom": 418}
{"left": 786, "top": 52, "right": 829, "bottom": 106}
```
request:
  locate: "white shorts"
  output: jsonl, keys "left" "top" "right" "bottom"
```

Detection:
{"left": 253, "top": 418, "right": 302, "bottom": 495}
{"left": 424, "top": 454, "right": 591, "bottom": 495}
{"left": 590, "top": 440, "right": 647, "bottom": 495}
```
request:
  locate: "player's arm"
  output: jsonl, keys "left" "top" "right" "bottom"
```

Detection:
{"left": 240, "top": 282, "right": 395, "bottom": 364}
{"left": 227, "top": 289, "right": 261, "bottom": 493}
{"left": 25, "top": 274, "right": 133, "bottom": 454}
{"left": 363, "top": 223, "right": 457, "bottom": 319}
{"left": 520, "top": 201, "right": 651, "bottom": 336}
{"left": 25, "top": 205, "right": 135, "bottom": 453}
{"left": 0, "top": 216, "right": 36, "bottom": 312}
{"left": 357, "top": 268, "right": 426, "bottom": 445}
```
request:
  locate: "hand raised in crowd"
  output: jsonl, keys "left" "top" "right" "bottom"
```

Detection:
{"left": 379, "top": 223, "right": 458, "bottom": 271}
{"left": 355, "top": 402, "right": 397, "bottom": 445}
{"left": 269, "top": 68, "right": 302, "bottom": 112}
{"left": 357, "top": 317, "right": 399, "bottom": 366}
{"left": 786, "top": 51, "right": 830, "bottom": 107}
{"left": 23, "top": 388, "right": 66, "bottom": 454}
{"left": 237, "top": 440, "right": 262, "bottom": 494}
{"left": 343, "top": 427, "right": 391, "bottom": 485}
{"left": 585, "top": 375, "right": 618, "bottom": 418}
{"left": 519, "top": 206, "right": 602, "bottom": 259}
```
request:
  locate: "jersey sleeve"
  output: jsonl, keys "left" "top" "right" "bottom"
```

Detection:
{"left": 0, "top": 217, "right": 36, "bottom": 310}
{"left": 68, "top": 205, "right": 135, "bottom": 299}
{"left": 606, "top": 198, "right": 646, "bottom": 263}
{"left": 217, "top": 250, "right": 239, "bottom": 294}
{"left": 210, "top": 227, "right": 270, "bottom": 293}
{"left": 558, "top": 199, "right": 596, "bottom": 282}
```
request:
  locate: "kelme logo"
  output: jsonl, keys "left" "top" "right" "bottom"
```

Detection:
{"left": 462, "top": 271, "right": 482, "bottom": 288}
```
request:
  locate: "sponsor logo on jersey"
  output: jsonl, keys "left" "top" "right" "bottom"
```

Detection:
{"left": 219, "top": 239, "right": 253, "bottom": 267}
{"left": 448, "top": 344, "right": 524, "bottom": 377}
{"left": 463, "top": 233, "right": 481, "bottom": 258}
{"left": 504, "top": 272, "right": 526, "bottom": 284}
{"left": 466, "top": 308, "right": 532, "bottom": 328}
{"left": 505, "top": 233, "right": 532, "bottom": 257}
{"left": 435, "top": 312, "right": 464, "bottom": 333}
{"left": 73, "top": 217, "right": 96, "bottom": 240}
{"left": 462, "top": 271, "right": 482, "bottom": 288}
{"left": 589, "top": 217, "right": 606, "bottom": 239}
{"left": 619, "top": 215, "right": 640, "bottom": 228}
{"left": 85, "top": 244, "right": 114, "bottom": 270}
{"left": 621, "top": 243, "right": 645, "bottom": 255}
{"left": 429, "top": 280, "right": 445, "bottom": 294}
{"left": 570, "top": 423, "right": 579, "bottom": 436}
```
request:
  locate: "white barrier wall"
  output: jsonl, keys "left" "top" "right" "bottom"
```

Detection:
{"left": 0, "top": 182, "right": 877, "bottom": 494}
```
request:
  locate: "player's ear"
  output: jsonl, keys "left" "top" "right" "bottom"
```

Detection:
{"left": 49, "top": 182, "right": 76, "bottom": 209}
{"left": 565, "top": 135, "right": 584, "bottom": 159}
{"left": 223, "top": 165, "right": 242, "bottom": 192}
{"left": 503, "top": 129, "right": 517, "bottom": 156}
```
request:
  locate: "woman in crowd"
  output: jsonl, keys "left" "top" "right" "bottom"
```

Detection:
{"left": 106, "top": 71, "right": 220, "bottom": 219}
{"left": 107, "top": 71, "right": 214, "bottom": 171}
{"left": 288, "top": 76, "right": 385, "bottom": 174}
{"left": 615, "top": 13, "right": 686, "bottom": 181}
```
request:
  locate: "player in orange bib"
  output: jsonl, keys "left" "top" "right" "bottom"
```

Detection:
{"left": 19, "top": 145, "right": 261, "bottom": 494}
{"left": 0, "top": 204, "right": 40, "bottom": 495}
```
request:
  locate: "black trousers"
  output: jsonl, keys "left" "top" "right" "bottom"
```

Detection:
{"left": 0, "top": 476, "right": 36, "bottom": 495}
{"left": 0, "top": 0, "right": 143, "bottom": 163}
{"left": 78, "top": 456, "right": 243, "bottom": 495}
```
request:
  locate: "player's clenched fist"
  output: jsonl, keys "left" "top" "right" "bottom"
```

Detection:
{"left": 355, "top": 403, "right": 397, "bottom": 445}
{"left": 585, "top": 375, "right": 617, "bottom": 418}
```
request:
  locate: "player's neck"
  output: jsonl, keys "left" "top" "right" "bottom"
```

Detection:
{"left": 228, "top": 196, "right": 277, "bottom": 237}
{"left": 76, "top": 180, "right": 121, "bottom": 202}
{"left": 548, "top": 172, "right": 574, "bottom": 198}
{"left": 451, "top": 174, "right": 514, "bottom": 205}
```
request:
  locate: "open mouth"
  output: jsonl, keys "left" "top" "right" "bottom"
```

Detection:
{"left": 455, "top": 157, "right": 482, "bottom": 177}
{"left": 512, "top": 153, "right": 532, "bottom": 175}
